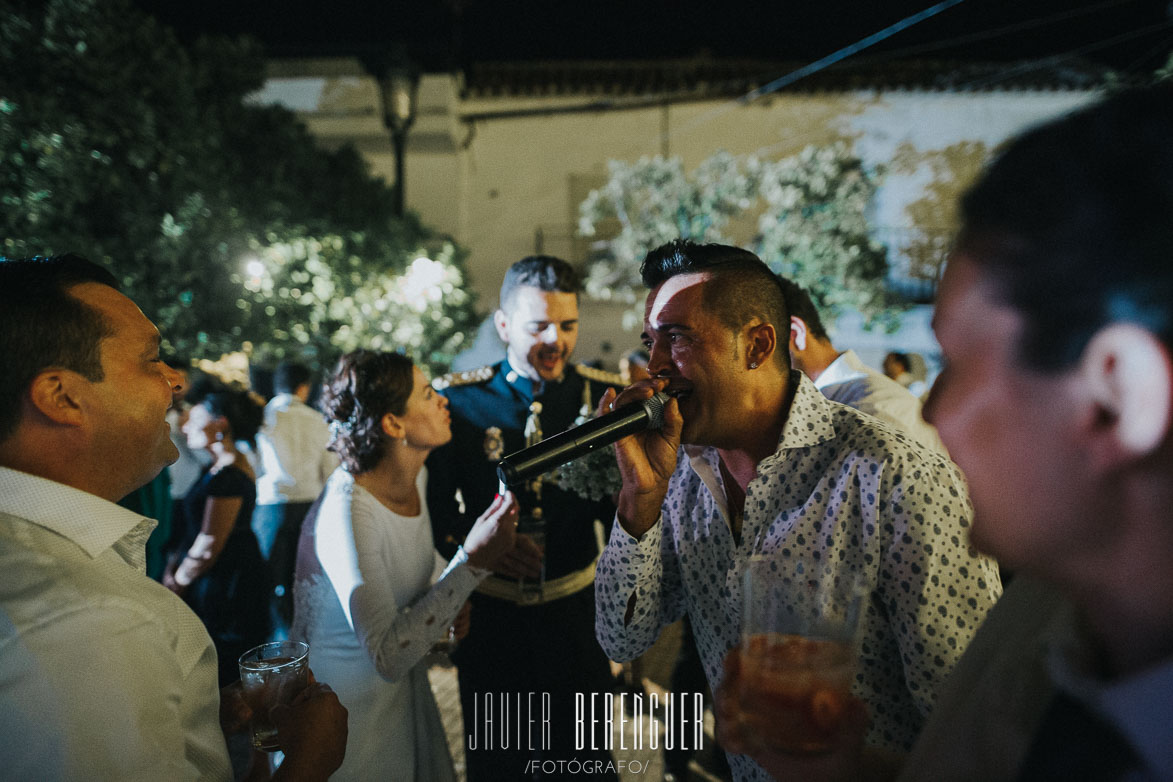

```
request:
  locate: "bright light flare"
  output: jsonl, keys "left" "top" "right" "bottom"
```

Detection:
{"left": 400, "top": 256, "right": 448, "bottom": 309}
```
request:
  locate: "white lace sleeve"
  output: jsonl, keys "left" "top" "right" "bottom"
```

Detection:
{"left": 316, "top": 481, "right": 486, "bottom": 683}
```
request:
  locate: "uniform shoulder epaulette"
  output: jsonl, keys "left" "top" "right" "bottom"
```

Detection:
{"left": 574, "top": 364, "right": 625, "bottom": 387}
{"left": 432, "top": 364, "right": 496, "bottom": 391}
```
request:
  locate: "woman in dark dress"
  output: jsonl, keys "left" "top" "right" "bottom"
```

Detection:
{"left": 164, "top": 389, "right": 272, "bottom": 685}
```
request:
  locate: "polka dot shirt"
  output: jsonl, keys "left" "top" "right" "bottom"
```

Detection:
{"left": 595, "top": 373, "right": 1002, "bottom": 779}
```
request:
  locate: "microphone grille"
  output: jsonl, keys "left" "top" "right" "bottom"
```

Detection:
{"left": 644, "top": 391, "right": 669, "bottom": 430}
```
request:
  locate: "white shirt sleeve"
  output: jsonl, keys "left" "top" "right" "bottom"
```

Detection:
{"left": 0, "top": 601, "right": 220, "bottom": 782}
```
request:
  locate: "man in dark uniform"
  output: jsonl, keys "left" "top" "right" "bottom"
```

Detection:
{"left": 427, "top": 256, "right": 622, "bottom": 781}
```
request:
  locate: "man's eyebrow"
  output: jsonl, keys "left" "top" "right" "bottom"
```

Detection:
{"left": 646, "top": 322, "right": 693, "bottom": 333}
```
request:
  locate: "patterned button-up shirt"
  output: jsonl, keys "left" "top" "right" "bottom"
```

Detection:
{"left": 596, "top": 374, "right": 1002, "bottom": 780}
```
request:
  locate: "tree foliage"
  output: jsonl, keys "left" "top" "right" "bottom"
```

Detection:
{"left": 579, "top": 143, "right": 901, "bottom": 330}
{"left": 1, "top": 0, "right": 477, "bottom": 374}
{"left": 756, "top": 143, "right": 893, "bottom": 326}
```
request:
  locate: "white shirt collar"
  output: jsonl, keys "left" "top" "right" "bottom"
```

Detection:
{"left": 813, "top": 349, "right": 868, "bottom": 391}
{"left": 0, "top": 466, "right": 151, "bottom": 559}
{"left": 268, "top": 392, "right": 304, "bottom": 406}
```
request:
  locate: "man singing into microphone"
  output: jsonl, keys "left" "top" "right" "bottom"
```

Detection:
{"left": 427, "top": 255, "right": 623, "bottom": 780}
{"left": 594, "top": 241, "right": 1002, "bottom": 781}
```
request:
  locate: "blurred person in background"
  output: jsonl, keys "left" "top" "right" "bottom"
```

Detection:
{"left": 780, "top": 278, "right": 945, "bottom": 453}
{"left": 882, "top": 351, "right": 926, "bottom": 397}
{"left": 168, "top": 367, "right": 215, "bottom": 530}
{"left": 165, "top": 387, "right": 273, "bottom": 687}
{"left": 254, "top": 360, "right": 338, "bottom": 638}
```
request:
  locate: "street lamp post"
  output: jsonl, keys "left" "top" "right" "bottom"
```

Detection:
{"left": 372, "top": 56, "right": 420, "bottom": 218}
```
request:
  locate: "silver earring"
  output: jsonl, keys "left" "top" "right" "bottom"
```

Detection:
{"left": 401, "top": 437, "right": 408, "bottom": 446}
{"left": 749, "top": 362, "right": 758, "bottom": 369}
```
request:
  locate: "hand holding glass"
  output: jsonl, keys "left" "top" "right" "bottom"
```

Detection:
{"left": 238, "top": 640, "right": 311, "bottom": 751}
{"left": 737, "top": 555, "right": 864, "bottom": 754}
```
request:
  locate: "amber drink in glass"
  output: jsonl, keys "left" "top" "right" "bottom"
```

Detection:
{"left": 738, "top": 555, "right": 863, "bottom": 754}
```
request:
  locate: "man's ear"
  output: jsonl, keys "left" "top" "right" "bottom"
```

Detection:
{"left": 1081, "top": 324, "right": 1173, "bottom": 459}
{"left": 492, "top": 309, "right": 510, "bottom": 344}
{"left": 27, "top": 370, "right": 87, "bottom": 428}
{"left": 746, "top": 320, "right": 778, "bottom": 369}
{"left": 790, "top": 316, "right": 808, "bottom": 353}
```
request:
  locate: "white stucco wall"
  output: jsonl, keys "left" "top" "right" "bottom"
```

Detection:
{"left": 252, "top": 62, "right": 1099, "bottom": 378}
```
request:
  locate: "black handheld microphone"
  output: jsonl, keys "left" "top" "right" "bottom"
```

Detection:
{"left": 496, "top": 392, "right": 669, "bottom": 487}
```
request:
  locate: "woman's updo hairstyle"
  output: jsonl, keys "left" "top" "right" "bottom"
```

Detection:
{"left": 321, "top": 350, "right": 415, "bottom": 473}
{"left": 198, "top": 388, "right": 265, "bottom": 446}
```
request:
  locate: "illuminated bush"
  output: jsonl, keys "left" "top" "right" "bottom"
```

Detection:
{"left": 0, "top": 0, "right": 478, "bottom": 373}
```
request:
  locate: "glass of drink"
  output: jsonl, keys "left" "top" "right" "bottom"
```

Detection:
{"left": 737, "top": 555, "right": 864, "bottom": 754}
{"left": 238, "top": 640, "right": 310, "bottom": 751}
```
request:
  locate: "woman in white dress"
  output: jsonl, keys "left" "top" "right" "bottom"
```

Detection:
{"left": 292, "top": 350, "right": 520, "bottom": 781}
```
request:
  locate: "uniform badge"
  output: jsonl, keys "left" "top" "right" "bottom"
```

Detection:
{"left": 483, "top": 426, "right": 504, "bottom": 462}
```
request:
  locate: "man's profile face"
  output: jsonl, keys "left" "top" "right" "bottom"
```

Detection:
{"left": 643, "top": 272, "right": 740, "bottom": 447}
{"left": 923, "top": 256, "right": 1087, "bottom": 572}
{"left": 496, "top": 286, "right": 579, "bottom": 384}
{"left": 72, "top": 283, "right": 183, "bottom": 493}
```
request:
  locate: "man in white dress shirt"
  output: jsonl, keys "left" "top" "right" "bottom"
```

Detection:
{"left": 0, "top": 254, "right": 346, "bottom": 781}
{"left": 254, "top": 361, "right": 338, "bottom": 634}
{"left": 778, "top": 277, "right": 945, "bottom": 453}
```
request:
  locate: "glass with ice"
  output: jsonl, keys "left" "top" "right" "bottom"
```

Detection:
{"left": 238, "top": 640, "right": 310, "bottom": 751}
{"left": 737, "top": 555, "right": 864, "bottom": 754}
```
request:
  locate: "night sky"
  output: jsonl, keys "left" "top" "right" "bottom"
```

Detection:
{"left": 133, "top": 0, "right": 1173, "bottom": 75}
